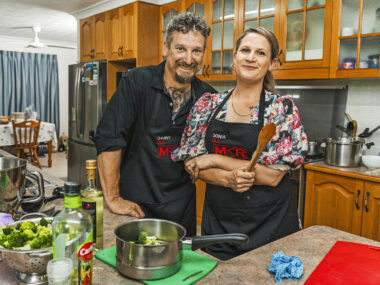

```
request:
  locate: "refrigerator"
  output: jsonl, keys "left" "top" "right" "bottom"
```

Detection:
{"left": 68, "top": 61, "right": 107, "bottom": 188}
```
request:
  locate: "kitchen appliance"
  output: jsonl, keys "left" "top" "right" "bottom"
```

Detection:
{"left": 1, "top": 216, "right": 53, "bottom": 284}
{"left": 115, "top": 219, "right": 248, "bottom": 280}
{"left": 68, "top": 61, "right": 107, "bottom": 187}
{"left": 20, "top": 186, "right": 64, "bottom": 213}
{"left": 0, "top": 157, "right": 44, "bottom": 213}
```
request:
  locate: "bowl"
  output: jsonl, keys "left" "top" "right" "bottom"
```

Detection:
{"left": 0, "top": 217, "right": 53, "bottom": 284}
{"left": 362, "top": 155, "right": 380, "bottom": 169}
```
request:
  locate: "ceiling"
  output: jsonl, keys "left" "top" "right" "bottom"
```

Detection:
{"left": 0, "top": 0, "right": 108, "bottom": 44}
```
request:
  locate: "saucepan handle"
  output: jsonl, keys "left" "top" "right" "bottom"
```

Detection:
{"left": 184, "top": 233, "right": 249, "bottom": 251}
{"left": 21, "top": 170, "right": 45, "bottom": 204}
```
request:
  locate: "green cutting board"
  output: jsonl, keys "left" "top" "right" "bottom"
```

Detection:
{"left": 95, "top": 246, "right": 217, "bottom": 285}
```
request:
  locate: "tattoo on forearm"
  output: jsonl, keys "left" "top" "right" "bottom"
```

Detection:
{"left": 166, "top": 87, "right": 192, "bottom": 120}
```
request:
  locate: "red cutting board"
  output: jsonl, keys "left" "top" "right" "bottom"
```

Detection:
{"left": 305, "top": 241, "right": 380, "bottom": 285}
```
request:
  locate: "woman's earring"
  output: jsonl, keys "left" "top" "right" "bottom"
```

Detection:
{"left": 231, "top": 63, "right": 235, "bottom": 71}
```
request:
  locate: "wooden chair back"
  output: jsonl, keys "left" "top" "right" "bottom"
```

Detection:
{"left": 11, "top": 119, "right": 41, "bottom": 148}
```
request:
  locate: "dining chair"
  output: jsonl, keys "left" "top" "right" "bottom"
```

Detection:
{"left": 11, "top": 119, "right": 42, "bottom": 169}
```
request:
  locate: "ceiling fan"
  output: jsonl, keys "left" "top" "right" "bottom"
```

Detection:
{"left": 26, "top": 26, "right": 76, "bottom": 50}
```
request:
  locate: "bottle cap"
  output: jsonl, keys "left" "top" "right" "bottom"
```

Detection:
{"left": 64, "top": 181, "right": 81, "bottom": 196}
{"left": 86, "top": 160, "right": 97, "bottom": 170}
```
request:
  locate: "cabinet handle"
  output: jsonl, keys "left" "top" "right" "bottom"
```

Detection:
{"left": 201, "top": 64, "right": 205, "bottom": 76}
{"left": 118, "top": 46, "right": 122, "bottom": 57}
{"left": 120, "top": 45, "right": 124, "bottom": 56}
{"left": 355, "top": 190, "right": 360, "bottom": 210}
{"left": 206, "top": 65, "right": 210, "bottom": 77}
{"left": 278, "top": 49, "right": 283, "bottom": 66}
{"left": 364, "top": 192, "right": 370, "bottom": 212}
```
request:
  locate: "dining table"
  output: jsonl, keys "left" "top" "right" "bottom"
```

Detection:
{"left": 0, "top": 121, "right": 58, "bottom": 167}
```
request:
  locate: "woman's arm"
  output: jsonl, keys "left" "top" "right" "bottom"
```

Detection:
{"left": 198, "top": 167, "right": 255, "bottom": 193}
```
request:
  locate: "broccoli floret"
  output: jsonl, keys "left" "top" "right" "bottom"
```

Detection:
{"left": 0, "top": 231, "right": 27, "bottom": 249}
{"left": 16, "top": 223, "right": 21, "bottom": 230}
{"left": 2, "top": 227, "right": 14, "bottom": 235}
{"left": 39, "top": 218, "right": 48, "bottom": 227}
{"left": 30, "top": 234, "right": 52, "bottom": 249}
{"left": 137, "top": 231, "right": 159, "bottom": 245}
{"left": 19, "top": 221, "right": 37, "bottom": 233}
{"left": 22, "top": 229, "right": 35, "bottom": 240}
{"left": 138, "top": 231, "right": 147, "bottom": 244}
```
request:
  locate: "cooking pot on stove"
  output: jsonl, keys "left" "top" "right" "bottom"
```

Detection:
{"left": 324, "top": 137, "right": 374, "bottom": 167}
{"left": 307, "top": 141, "right": 325, "bottom": 156}
{"left": 0, "top": 157, "right": 44, "bottom": 213}
{"left": 115, "top": 219, "right": 248, "bottom": 280}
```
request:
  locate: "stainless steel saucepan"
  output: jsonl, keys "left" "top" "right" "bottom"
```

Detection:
{"left": 0, "top": 157, "right": 44, "bottom": 213}
{"left": 115, "top": 219, "right": 248, "bottom": 280}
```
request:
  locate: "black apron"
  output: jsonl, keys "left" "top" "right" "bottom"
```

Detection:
{"left": 202, "top": 89, "right": 299, "bottom": 260}
{"left": 119, "top": 89, "right": 196, "bottom": 236}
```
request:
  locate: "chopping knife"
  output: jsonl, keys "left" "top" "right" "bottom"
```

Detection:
{"left": 246, "top": 123, "right": 276, "bottom": 172}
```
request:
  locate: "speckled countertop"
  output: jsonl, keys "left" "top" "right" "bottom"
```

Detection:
{"left": 1, "top": 149, "right": 380, "bottom": 284}
{"left": 304, "top": 160, "right": 380, "bottom": 183}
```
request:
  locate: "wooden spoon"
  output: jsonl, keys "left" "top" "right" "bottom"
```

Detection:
{"left": 246, "top": 122, "right": 276, "bottom": 172}
{"left": 352, "top": 120, "right": 357, "bottom": 137}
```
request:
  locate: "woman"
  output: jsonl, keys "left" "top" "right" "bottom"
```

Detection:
{"left": 171, "top": 27, "right": 308, "bottom": 260}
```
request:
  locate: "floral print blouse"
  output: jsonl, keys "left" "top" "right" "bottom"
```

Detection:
{"left": 171, "top": 90, "right": 308, "bottom": 170}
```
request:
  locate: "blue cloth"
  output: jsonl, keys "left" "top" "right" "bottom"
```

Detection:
{"left": 267, "top": 251, "right": 303, "bottom": 283}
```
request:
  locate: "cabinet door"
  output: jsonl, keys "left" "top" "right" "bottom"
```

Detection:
{"left": 278, "top": 0, "right": 332, "bottom": 71}
{"left": 159, "top": 1, "right": 181, "bottom": 61}
{"left": 304, "top": 170, "right": 363, "bottom": 235}
{"left": 93, "top": 13, "right": 107, "bottom": 60}
{"left": 80, "top": 17, "right": 94, "bottom": 62}
{"left": 120, "top": 4, "right": 136, "bottom": 59}
{"left": 183, "top": 0, "right": 209, "bottom": 78}
{"left": 361, "top": 181, "right": 380, "bottom": 242}
{"left": 330, "top": 0, "right": 380, "bottom": 78}
{"left": 107, "top": 8, "right": 122, "bottom": 60}
{"left": 207, "top": 0, "right": 239, "bottom": 80}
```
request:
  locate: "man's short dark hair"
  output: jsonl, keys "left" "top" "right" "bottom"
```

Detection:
{"left": 166, "top": 13, "right": 211, "bottom": 48}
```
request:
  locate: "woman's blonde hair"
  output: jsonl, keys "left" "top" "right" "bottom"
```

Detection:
{"left": 235, "top": 27, "right": 279, "bottom": 94}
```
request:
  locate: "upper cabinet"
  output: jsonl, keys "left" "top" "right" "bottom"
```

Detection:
{"left": 273, "top": 0, "right": 333, "bottom": 79}
{"left": 206, "top": 0, "right": 239, "bottom": 80}
{"left": 330, "top": 0, "right": 380, "bottom": 78}
{"left": 80, "top": 13, "right": 107, "bottom": 62}
{"left": 159, "top": 1, "right": 182, "bottom": 61}
{"left": 107, "top": 2, "right": 159, "bottom": 66}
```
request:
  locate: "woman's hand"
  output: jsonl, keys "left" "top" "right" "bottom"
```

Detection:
{"left": 185, "top": 155, "right": 215, "bottom": 182}
{"left": 227, "top": 166, "right": 255, "bottom": 193}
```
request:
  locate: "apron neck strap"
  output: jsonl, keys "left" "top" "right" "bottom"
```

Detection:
{"left": 209, "top": 88, "right": 266, "bottom": 125}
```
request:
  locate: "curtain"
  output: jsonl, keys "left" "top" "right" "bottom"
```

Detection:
{"left": 0, "top": 50, "right": 60, "bottom": 134}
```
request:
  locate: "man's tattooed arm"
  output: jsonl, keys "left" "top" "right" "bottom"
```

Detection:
{"left": 166, "top": 87, "right": 192, "bottom": 120}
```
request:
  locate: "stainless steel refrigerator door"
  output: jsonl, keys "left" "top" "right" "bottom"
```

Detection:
{"left": 67, "top": 140, "right": 98, "bottom": 188}
{"left": 68, "top": 64, "right": 83, "bottom": 142}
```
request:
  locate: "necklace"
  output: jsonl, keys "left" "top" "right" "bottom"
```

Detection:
{"left": 231, "top": 93, "right": 253, "bottom": 117}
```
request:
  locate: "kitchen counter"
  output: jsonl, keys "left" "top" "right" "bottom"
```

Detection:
{"left": 304, "top": 160, "right": 380, "bottom": 182}
{"left": 2, "top": 149, "right": 380, "bottom": 284}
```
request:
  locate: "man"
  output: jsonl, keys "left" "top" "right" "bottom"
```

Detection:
{"left": 94, "top": 13, "right": 216, "bottom": 236}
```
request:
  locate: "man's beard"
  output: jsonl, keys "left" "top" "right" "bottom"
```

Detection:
{"left": 174, "top": 61, "right": 198, "bottom": 84}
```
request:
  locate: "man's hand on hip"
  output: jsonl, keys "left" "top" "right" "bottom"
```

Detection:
{"left": 107, "top": 196, "right": 145, "bottom": 218}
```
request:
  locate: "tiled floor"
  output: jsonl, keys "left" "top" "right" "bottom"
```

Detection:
{"left": 38, "top": 151, "right": 68, "bottom": 181}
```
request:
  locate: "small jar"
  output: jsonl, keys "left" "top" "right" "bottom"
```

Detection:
{"left": 368, "top": 54, "right": 379, "bottom": 68}
{"left": 341, "top": 57, "right": 356, "bottom": 69}
{"left": 359, "top": 60, "right": 369, "bottom": 69}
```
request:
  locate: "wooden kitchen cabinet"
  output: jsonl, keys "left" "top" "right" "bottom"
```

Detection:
{"left": 159, "top": 1, "right": 182, "bottom": 60}
{"left": 80, "top": 13, "right": 107, "bottom": 62}
{"left": 330, "top": 0, "right": 380, "bottom": 78}
{"left": 107, "top": 2, "right": 159, "bottom": 65}
{"left": 273, "top": 0, "right": 333, "bottom": 79}
{"left": 305, "top": 169, "right": 380, "bottom": 242}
